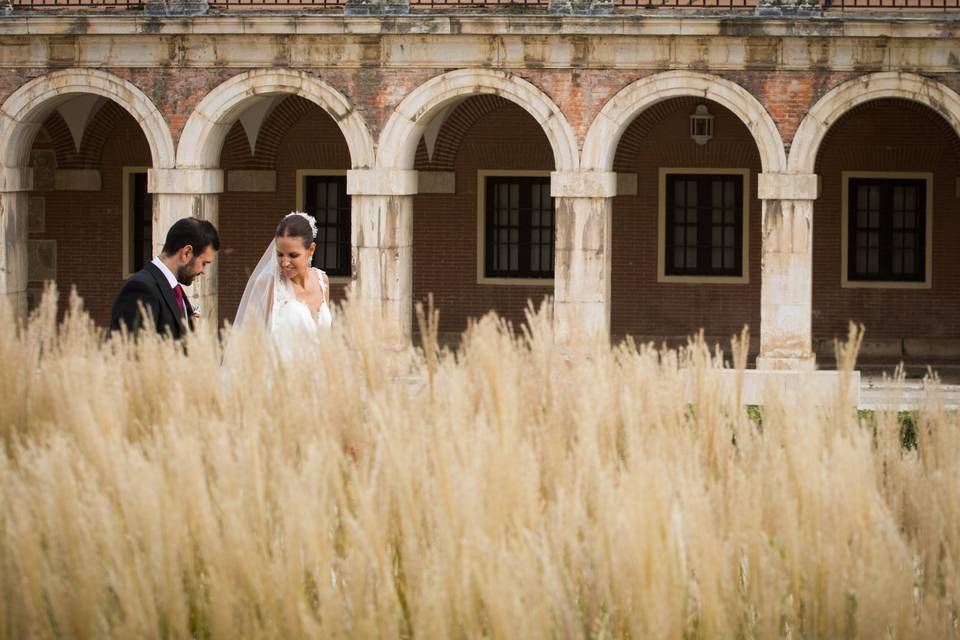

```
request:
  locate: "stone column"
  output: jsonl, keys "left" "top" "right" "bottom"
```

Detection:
{"left": 551, "top": 171, "right": 616, "bottom": 344}
{"left": 347, "top": 169, "right": 416, "bottom": 343}
{"left": 0, "top": 167, "right": 32, "bottom": 319}
{"left": 756, "top": 173, "right": 819, "bottom": 370}
{"left": 148, "top": 168, "right": 223, "bottom": 326}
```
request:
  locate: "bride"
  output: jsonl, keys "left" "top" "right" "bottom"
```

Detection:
{"left": 233, "top": 212, "right": 333, "bottom": 339}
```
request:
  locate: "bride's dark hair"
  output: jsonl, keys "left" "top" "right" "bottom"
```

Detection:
{"left": 275, "top": 214, "right": 315, "bottom": 249}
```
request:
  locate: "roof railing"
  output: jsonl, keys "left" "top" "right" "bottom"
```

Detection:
{"left": 3, "top": 0, "right": 958, "bottom": 15}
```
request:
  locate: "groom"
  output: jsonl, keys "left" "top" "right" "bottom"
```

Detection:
{"left": 110, "top": 217, "right": 220, "bottom": 339}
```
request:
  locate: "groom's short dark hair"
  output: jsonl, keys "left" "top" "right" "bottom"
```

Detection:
{"left": 162, "top": 217, "right": 220, "bottom": 256}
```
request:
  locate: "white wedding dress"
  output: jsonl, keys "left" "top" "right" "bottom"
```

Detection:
{"left": 271, "top": 267, "right": 333, "bottom": 339}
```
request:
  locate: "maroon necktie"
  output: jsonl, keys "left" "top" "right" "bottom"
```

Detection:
{"left": 173, "top": 284, "right": 186, "bottom": 318}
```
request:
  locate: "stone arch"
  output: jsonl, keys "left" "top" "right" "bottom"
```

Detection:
{"left": 789, "top": 72, "right": 960, "bottom": 174}
{"left": 0, "top": 68, "right": 175, "bottom": 170}
{"left": 176, "top": 69, "right": 375, "bottom": 170}
{"left": 415, "top": 94, "right": 514, "bottom": 170}
{"left": 581, "top": 71, "right": 786, "bottom": 174}
{"left": 378, "top": 69, "right": 579, "bottom": 172}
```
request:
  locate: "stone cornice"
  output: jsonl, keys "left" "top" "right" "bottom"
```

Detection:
{"left": 1, "top": 19, "right": 958, "bottom": 70}
{"left": 0, "top": 14, "right": 957, "bottom": 38}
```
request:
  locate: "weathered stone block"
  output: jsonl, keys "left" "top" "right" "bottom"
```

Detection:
{"left": 417, "top": 171, "right": 455, "bottom": 194}
{"left": 54, "top": 169, "right": 100, "bottom": 191}
{"left": 227, "top": 170, "right": 276, "bottom": 193}
{"left": 27, "top": 239, "right": 56, "bottom": 283}
{"left": 348, "top": 169, "right": 418, "bottom": 196}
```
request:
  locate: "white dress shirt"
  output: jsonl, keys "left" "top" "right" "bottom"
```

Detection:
{"left": 151, "top": 256, "right": 185, "bottom": 316}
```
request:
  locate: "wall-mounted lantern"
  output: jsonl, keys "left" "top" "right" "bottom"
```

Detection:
{"left": 690, "top": 104, "right": 714, "bottom": 146}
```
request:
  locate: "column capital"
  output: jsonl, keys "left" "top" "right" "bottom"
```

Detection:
{"left": 550, "top": 171, "right": 618, "bottom": 199}
{"left": 347, "top": 169, "right": 418, "bottom": 196}
{"left": 758, "top": 173, "right": 819, "bottom": 201}
{"left": 148, "top": 168, "right": 223, "bottom": 194}
{"left": 0, "top": 167, "right": 33, "bottom": 192}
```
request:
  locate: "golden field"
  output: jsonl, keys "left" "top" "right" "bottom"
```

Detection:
{"left": 1, "top": 289, "right": 958, "bottom": 639}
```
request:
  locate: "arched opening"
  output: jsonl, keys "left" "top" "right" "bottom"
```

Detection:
{"left": 610, "top": 97, "right": 763, "bottom": 348}
{"left": 24, "top": 98, "right": 155, "bottom": 323}
{"left": 412, "top": 96, "right": 555, "bottom": 342}
{"left": 0, "top": 69, "right": 174, "bottom": 321}
{"left": 812, "top": 98, "right": 960, "bottom": 362}
{"left": 217, "top": 96, "right": 353, "bottom": 322}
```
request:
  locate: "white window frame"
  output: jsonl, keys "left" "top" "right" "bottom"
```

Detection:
{"left": 296, "top": 169, "right": 351, "bottom": 285}
{"left": 657, "top": 167, "right": 751, "bottom": 284}
{"left": 476, "top": 170, "right": 555, "bottom": 287}
{"left": 841, "top": 171, "right": 933, "bottom": 290}
{"left": 122, "top": 166, "right": 149, "bottom": 278}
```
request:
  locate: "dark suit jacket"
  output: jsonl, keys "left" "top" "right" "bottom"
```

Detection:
{"left": 110, "top": 262, "right": 194, "bottom": 339}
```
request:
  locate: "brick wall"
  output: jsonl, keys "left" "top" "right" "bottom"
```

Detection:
{"left": 813, "top": 98, "right": 960, "bottom": 341}
{"left": 412, "top": 97, "right": 555, "bottom": 336}
{"left": 217, "top": 96, "right": 351, "bottom": 323}
{"left": 29, "top": 100, "right": 152, "bottom": 325}
{"left": 611, "top": 97, "right": 763, "bottom": 343}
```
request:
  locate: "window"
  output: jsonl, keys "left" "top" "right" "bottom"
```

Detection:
{"left": 302, "top": 174, "right": 351, "bottom": 278}
{"left": 483, "top": 176, "right": 555, "bottom": 280}
{"left": 847, "top": 178, "right": 926, "bottom": 283}
{"left": 123, "top": 167, "right": 151, "bottom": 277}
{"left": 663, "top": 172, "right": 745, "bottom": 279}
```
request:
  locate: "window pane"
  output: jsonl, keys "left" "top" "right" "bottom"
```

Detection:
{"left": 666, "top": 174, "right": 743, "bottom": 277}
{"left": 486, "top": 177, "right": 554, "bottom": 278}
{"left": 305, "top": 176, "right": 350, "bottom": 277}
{"left": 674, "top": 247, "right": 685, "bottom": 269}
{"left": 904, "top": 250, "right": 915, "bottom": 274}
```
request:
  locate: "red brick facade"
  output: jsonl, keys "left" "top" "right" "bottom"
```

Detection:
{"left": 13, "top": 64, "right": 960, "bottom": 347}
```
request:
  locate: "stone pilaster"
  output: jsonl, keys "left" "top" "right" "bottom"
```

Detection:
{"left": 756, "top": 173, "right": 818, "bottom": 371}
{"left": 148, "top": 168, "right": 223, "bottom": 325}
{"left": 551, "top": 171, "right": 616, "bottom": 344}
{"left": 347, "top": 169, "right": 417, "bottom": 343}
{"left": 0, "top": 168, "right": 32, "bottom": 319}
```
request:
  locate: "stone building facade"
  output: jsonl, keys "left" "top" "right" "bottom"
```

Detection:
{"left": 1, "top": 2, "right": 959, "bottom": 370}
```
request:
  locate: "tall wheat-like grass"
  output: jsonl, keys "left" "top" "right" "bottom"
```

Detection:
{"left": 1, "top": 287, "right": 958, "bottom": 639}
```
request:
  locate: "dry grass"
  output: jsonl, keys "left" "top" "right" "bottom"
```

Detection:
{"left": 1, "top": 287, "right": 958, "bottom": 639}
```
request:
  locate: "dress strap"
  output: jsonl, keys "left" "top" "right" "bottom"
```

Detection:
{"left": 316, "top": 268, "right": 327, "bottom": 296}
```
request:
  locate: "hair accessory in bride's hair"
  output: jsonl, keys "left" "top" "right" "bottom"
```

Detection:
{"left": 285, "top": 211, "right": 318, "bottom": 240}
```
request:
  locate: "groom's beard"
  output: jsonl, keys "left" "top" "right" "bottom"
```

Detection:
{"left": 176, "top": 264, "right": 196, "bottom": 286}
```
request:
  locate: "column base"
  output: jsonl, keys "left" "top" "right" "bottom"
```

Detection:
{"left": 756, "top": 354, "right": 817, "bottom": 371}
